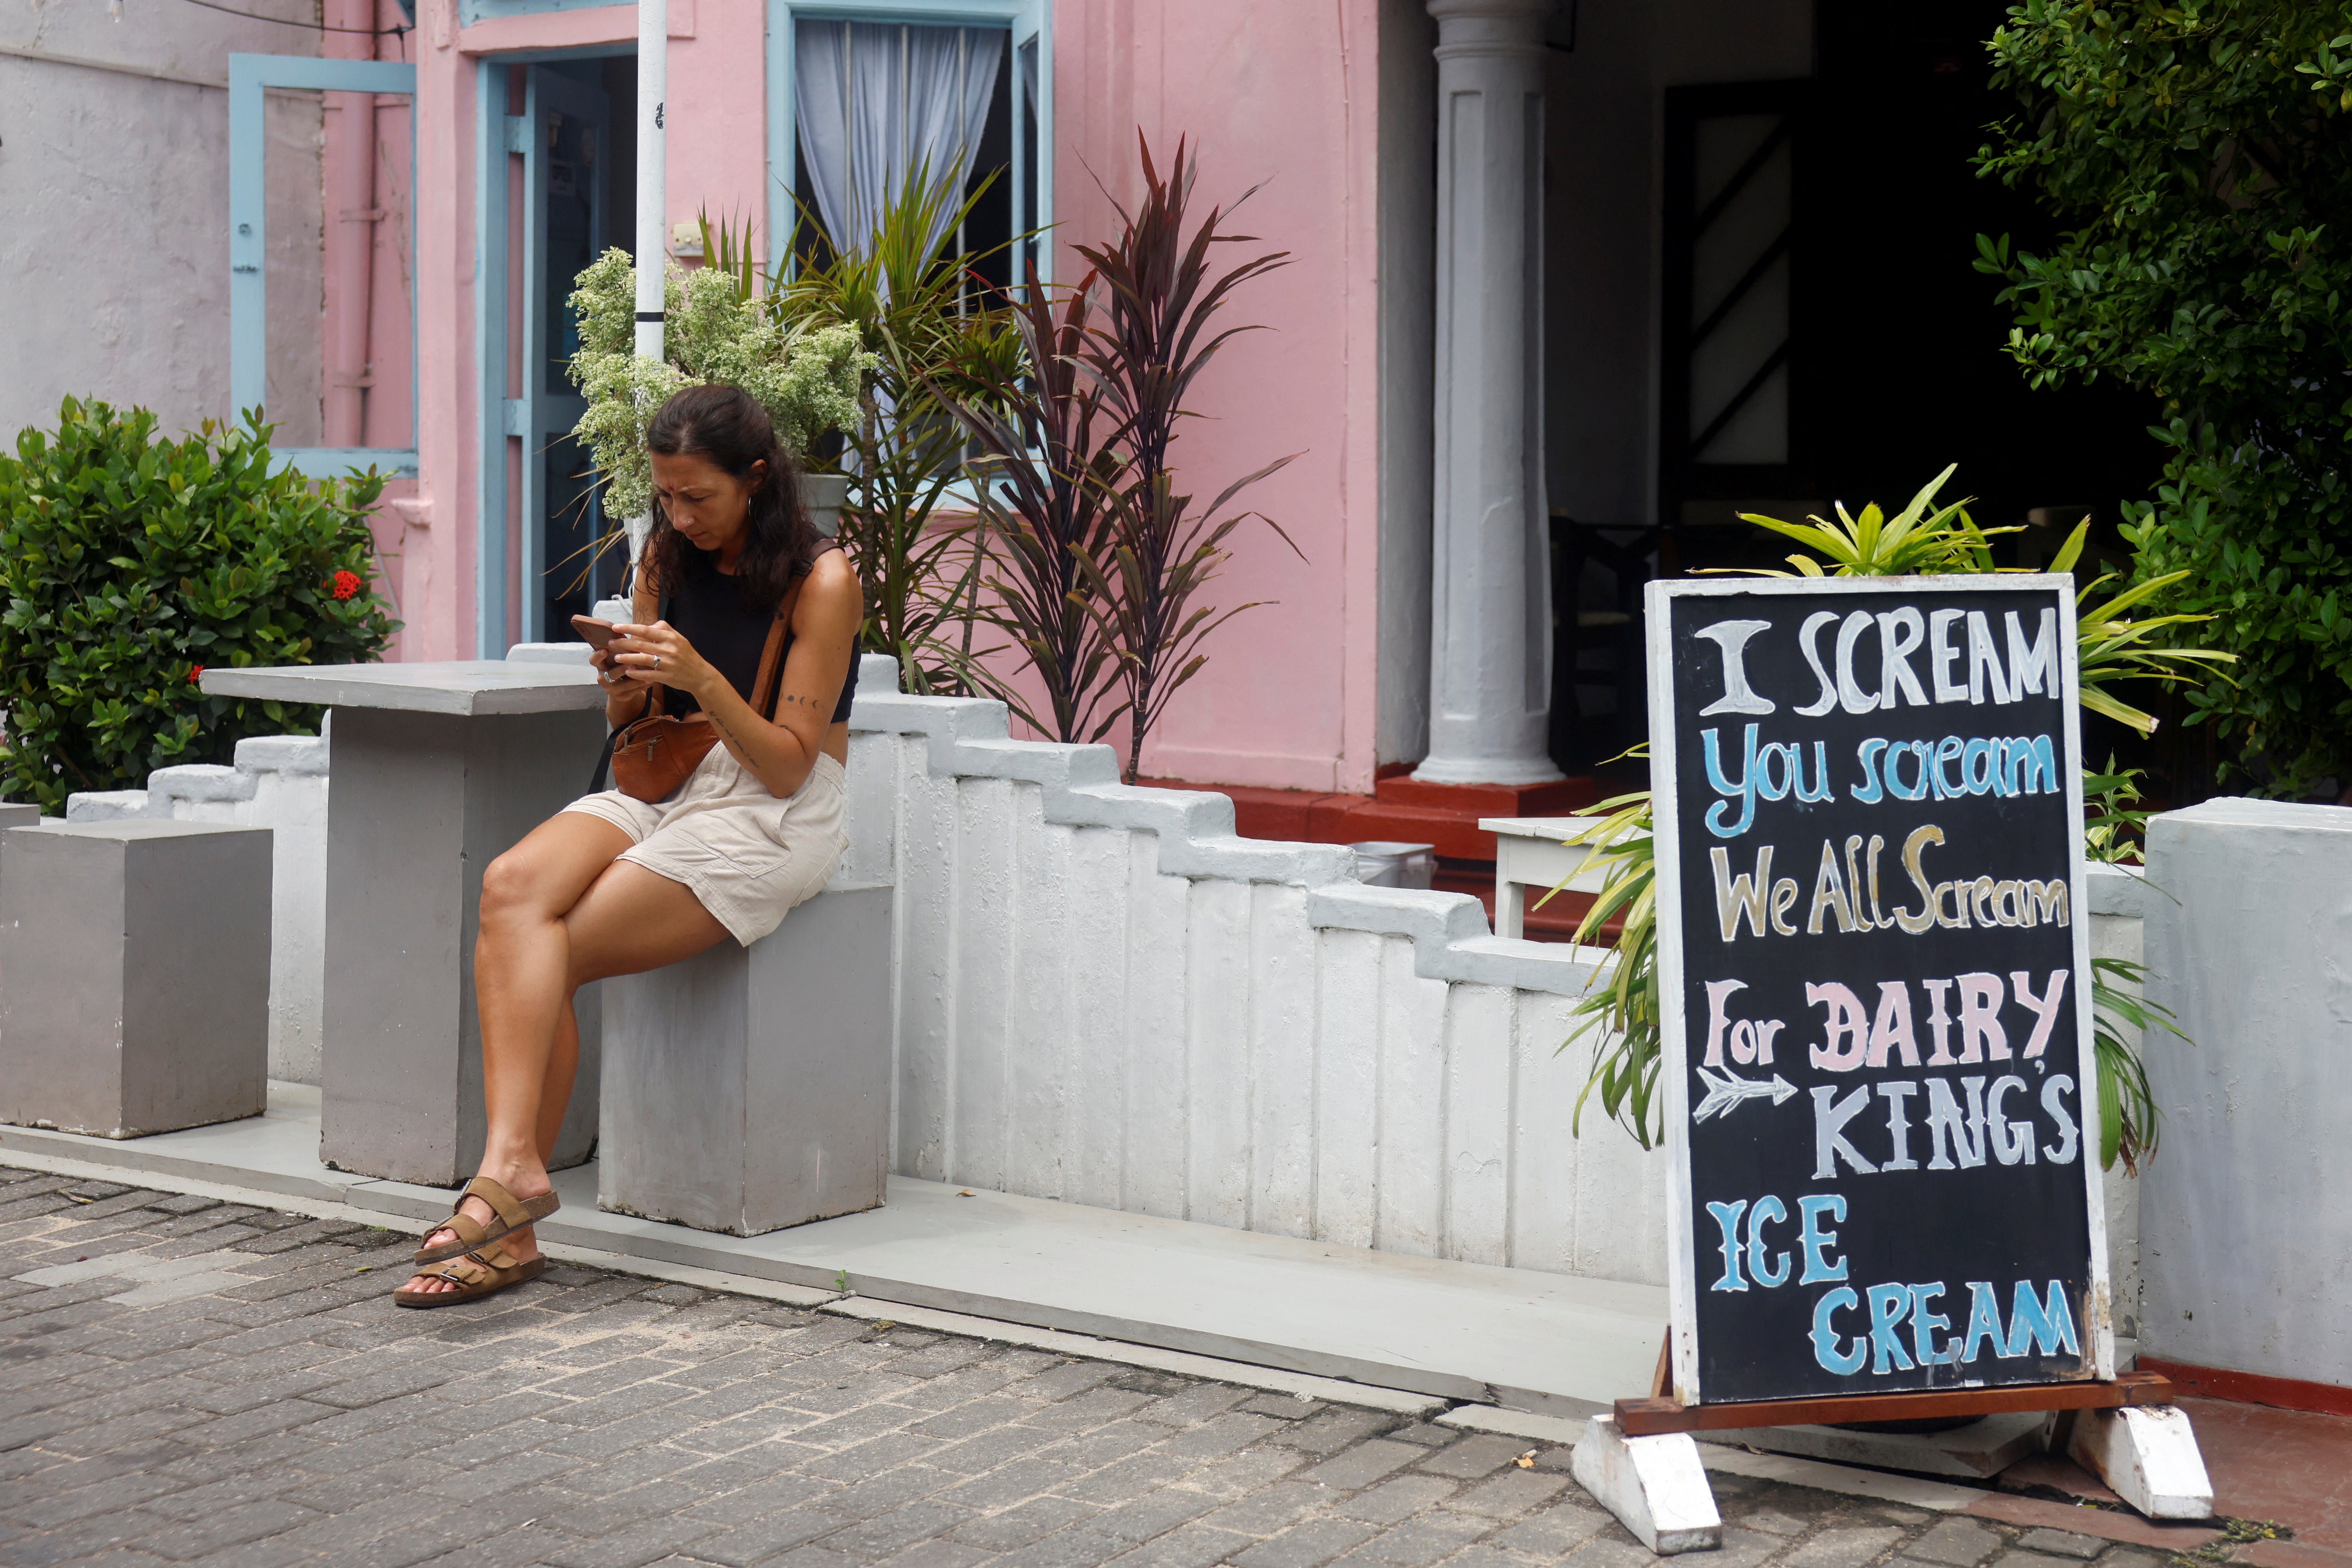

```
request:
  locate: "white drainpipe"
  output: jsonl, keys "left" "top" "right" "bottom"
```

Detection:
{"left": 630, "top": 0, "right": 668, "bottom": 564}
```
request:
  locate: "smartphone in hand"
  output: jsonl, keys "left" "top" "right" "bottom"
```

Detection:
{"left": 571, "top": 615, "right": 617, "bottom": 651}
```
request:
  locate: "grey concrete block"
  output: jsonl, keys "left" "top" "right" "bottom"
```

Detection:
{"left": 599, "top": 883, "right": 893, "bottom": 1236}
{"left": 318, "top": 705, "right": 606, "bottom": 1185}
{"left": 0, "top": 821, "right": 272, "bottom": 1138}
{"left": 2143, "top": 797, "right": 2352, "bottom": 1387}
{"left": 505, "top": 642, "right": 596, "bottom": 666}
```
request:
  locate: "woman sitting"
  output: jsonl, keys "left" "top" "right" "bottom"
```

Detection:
{"left": 397, "top": 383, "right": 861, "bottom": 1306}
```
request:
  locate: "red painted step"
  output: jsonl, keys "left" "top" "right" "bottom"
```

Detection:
{"left": 1141, "top": 771, "right": 1614, "bottom": 944}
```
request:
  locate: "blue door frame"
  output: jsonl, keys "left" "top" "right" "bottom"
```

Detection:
{"left": 475, "top": 56, "right": 623, "bottom": 656}
{"left": 228, "top": 54, "right": 420, "bottom": 479}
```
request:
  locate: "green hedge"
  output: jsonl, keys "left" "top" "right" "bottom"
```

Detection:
{"left": 0, "top": 398, "right": 398, "bottom": 812}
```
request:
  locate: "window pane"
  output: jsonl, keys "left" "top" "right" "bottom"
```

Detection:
{"left": 1687, "top": 113, "right": 1790, "bottom": 466}
{"left": 261, "top": 84, "right": 415, "bottom": 451}
{"left": 790, "top": 20, "right": 1012, "bottom": 270}
{"left": 1019, "top": 37, "right": 1040, "bottom": 252}
{"left": 964, "top": 44, "right": 1014, "bottom": 295}
{"left": 543, "top": 107, "right": 599, "bottom": 399}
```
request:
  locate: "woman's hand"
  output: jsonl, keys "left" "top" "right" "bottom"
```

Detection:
{"left": 588, "top": 643, "right": 646, "bottom": 694}
{"left": 608, "top": 621, "right": 718, "bottom": 703}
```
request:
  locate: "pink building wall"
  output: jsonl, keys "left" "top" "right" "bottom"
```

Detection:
{"left": 392, "top": 0, "right": 1391, "bottom": 791}
{"left": 1052, "top": 2, "right": 1387, "bottom": 792}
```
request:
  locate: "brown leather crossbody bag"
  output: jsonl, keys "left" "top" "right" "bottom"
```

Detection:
{"left": 604, "top": 565, "right": 808, "bottom": 804}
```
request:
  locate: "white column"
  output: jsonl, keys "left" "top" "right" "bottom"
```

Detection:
{"left": 634, "top": 0, "right": 668, "bottom": 365}
{"left": 1414, "top": 0, "right": 1561, "bottom": 786}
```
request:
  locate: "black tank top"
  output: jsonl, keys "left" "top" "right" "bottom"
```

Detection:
{"left": 661, "top": 544, "right": 858, "bottom": 723}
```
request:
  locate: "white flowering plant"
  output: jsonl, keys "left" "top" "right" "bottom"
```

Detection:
{"left": 566, "top": 247, "right": 873, "bottom": 521}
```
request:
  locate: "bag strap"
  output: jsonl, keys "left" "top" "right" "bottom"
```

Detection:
{"left": 749, "top": 542, "right": 842, "bottom": 722}
{"left": 630, "top": 555, "right": 667, "bottom": 720}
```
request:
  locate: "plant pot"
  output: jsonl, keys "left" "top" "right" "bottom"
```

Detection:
{"left": 799, "top": 472, "right": 850, "bottom": 539}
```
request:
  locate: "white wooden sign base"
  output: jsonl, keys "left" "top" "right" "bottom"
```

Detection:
{"left": 1569, "top": 1416, "right": 1723, "bottom": 1555}
{"left": 2066, "top": 1406, "right": 2216, "bottom": 1520}
{"left": 1570, "top": 1403, "right": 2215, "bottom": 1547}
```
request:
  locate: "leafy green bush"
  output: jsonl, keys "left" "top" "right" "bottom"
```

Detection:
{"left": 0, "top": 397, "right": 397, "bottom": 812}
{"left": 1976, "top": 0, "right": 2352, "bottom": 795}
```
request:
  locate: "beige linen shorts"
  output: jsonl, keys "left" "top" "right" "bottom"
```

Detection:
{"left": 562, "top": 747, "right": 848, "bottom": 946}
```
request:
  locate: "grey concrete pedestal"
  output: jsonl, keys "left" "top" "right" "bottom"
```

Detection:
{"left": 0, "top": 821, "right": 272, "bottom": 1138}
{"left": 202, "top": 661, "right": 609, "bottom": 1185}
{"left": 600, "top": 883, "right": 893, "bottom": 1236}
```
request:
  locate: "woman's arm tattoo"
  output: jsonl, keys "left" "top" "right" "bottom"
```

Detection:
{"left": 708, "top": 691, "right": 821, "bottom": 772}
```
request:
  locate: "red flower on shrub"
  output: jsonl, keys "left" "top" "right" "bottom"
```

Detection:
{"left": 188, "top": 666, "right": 204, "bottom": 684}
{"left": 329, "top": 569, "right": 362, "bottom": 600}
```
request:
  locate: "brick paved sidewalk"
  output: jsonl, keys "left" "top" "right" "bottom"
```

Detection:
{"left": 0, "top": 1164, "right": 2174, "bottom": 1568}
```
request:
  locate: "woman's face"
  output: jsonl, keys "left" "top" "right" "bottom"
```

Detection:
{"left": 650, "top": 449, "right": 766, "bottom": 558}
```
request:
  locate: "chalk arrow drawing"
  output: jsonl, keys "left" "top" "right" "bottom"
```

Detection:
{"left": 1692, "top": 1065, "right": 1799, "bottom": 1124}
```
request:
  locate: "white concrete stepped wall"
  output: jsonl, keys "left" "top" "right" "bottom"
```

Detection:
{"left": 65, "top": 731, "right": 329, "bottom": 1086}
{"left": 841, "top": 657, "right": 1669, "bottom": 1284}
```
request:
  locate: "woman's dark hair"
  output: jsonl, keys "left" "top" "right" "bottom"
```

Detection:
{"left": 639, "top": 383, "right": 814, "bottom": 610}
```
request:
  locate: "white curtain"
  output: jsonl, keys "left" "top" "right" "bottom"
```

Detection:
{"left": 794, "top": 20, "right": 1005, "bottom": 258}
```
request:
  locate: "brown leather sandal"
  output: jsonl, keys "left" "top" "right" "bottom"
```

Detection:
{"left": 393, "top": 1239, "right": 546, "bottom": 1308}
{"left": 410, "top": 1176, "right": 560, "bottom": 1266}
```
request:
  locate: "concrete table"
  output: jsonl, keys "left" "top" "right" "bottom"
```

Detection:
{"left": 201, "top": 662, "right": 608, "bottom": 1185}
{"left": 1480, "top": 815, "right": 1613, "bottom": 939}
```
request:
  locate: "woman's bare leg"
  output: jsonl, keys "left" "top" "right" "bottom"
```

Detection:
{"left": 537, "top": 994, "right": 581, "bottom": 1161}
{"left": 402, "top": 829, "right": 729, "bottom": 1295}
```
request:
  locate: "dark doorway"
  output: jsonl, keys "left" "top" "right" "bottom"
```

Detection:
{"left": 1655, "top": 2, "right": 2161, "bottom": 571}
{"left": 1804, "top": 0, "right": 2158, "bottom": 547}
{"left": 1566, "top": 3, "right": 2170, "bottom": 780}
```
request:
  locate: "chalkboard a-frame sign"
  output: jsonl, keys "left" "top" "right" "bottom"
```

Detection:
{"left": 1646, "top": 575, "right": 2112, "bottom": 1407}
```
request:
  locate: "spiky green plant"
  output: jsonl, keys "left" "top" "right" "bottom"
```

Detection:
{"left": 770, "top": 163, "right": 1029, "bottom": 696}
{"left": 1732, "top": 464, "right": 2014, "bottom": 577}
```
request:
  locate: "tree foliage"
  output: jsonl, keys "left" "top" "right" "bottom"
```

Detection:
{"left": 1976, "top": 0, "right": 2352, "bottom": 795}
{"left": 0, "top": 399, "right": 397, "bottom": 812}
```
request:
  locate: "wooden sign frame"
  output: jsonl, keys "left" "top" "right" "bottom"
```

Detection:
{"left": 1644, "top": 574, "right": 2113, "bottom": 1412}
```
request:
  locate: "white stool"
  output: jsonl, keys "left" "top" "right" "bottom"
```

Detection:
{"left": 1480, "top": 815, "right": 1620, "bottom": 939}
{"left": 0, "top": 821, "right": 272, "bottom": 1138}
{"left": 599, "top": 882, "right": 894, "bottom": 1236}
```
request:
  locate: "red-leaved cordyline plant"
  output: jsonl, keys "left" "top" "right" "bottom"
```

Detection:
{"left": 1073, "top": 135, "right": 1302, "bottom": 784}
{"left": 929, "top": 257, "right": 1130, "bottom": 747}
